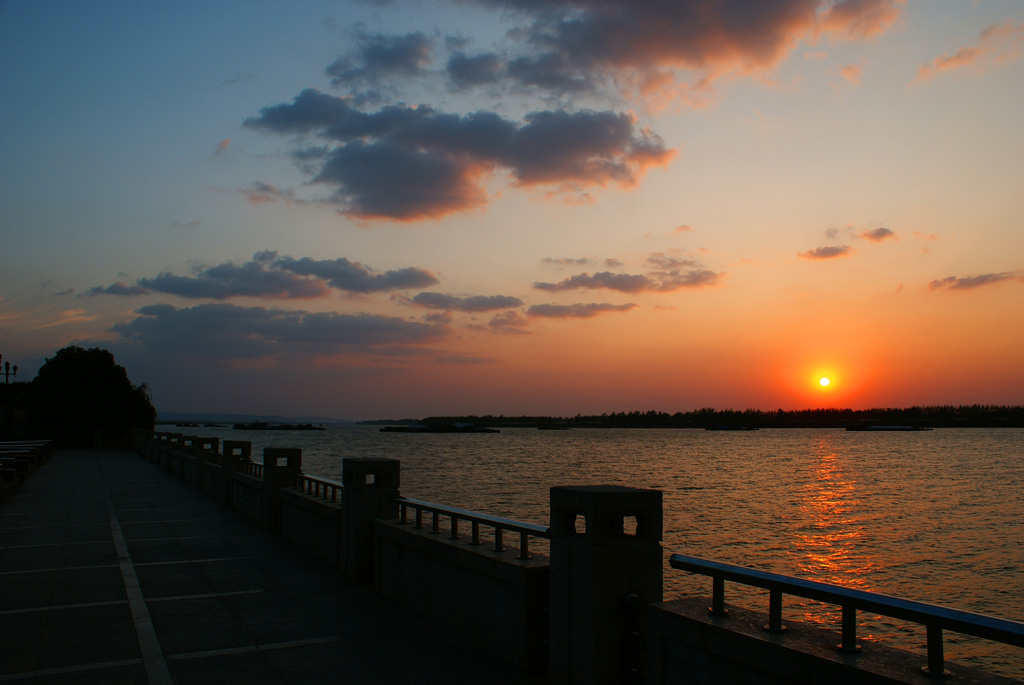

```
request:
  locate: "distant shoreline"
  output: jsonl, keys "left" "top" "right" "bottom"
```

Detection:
{"left": 357, "top": 405, "right": 1024, "bottom": 429}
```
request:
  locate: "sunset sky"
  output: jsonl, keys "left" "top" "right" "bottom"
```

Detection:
{"left": 2, "top": 0, "right": 1022, "bottom": 420}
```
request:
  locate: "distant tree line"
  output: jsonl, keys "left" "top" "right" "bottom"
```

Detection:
{"left": 361, "top": 405, "right": 1024, "bottom": 429}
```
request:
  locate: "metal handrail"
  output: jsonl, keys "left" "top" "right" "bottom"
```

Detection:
{"left": 295, "top": 473, "right": 342, "bottom": 503}
{"left": 670, "top": 553, "right": 1024, "bottom": 677}
{"left": 394, "top": 495, "right": 549, "bottom": 560}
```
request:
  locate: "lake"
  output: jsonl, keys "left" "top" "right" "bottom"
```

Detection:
{"left": 187, "top": 424, "right": 1024, "bottom": 678}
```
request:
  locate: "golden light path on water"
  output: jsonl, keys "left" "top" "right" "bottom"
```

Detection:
{"left": 194, "top": 424, "right": 1024, "bottom": 678}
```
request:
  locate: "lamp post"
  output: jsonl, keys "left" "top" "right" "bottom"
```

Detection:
{"left": 0, "top": 354, "right": 16, "bottom": 439}
{"left": 1, "top": 355, "right": 17, "bottom": 384}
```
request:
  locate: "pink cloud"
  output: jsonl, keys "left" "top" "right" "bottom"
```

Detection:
{"left": 915, "top": 20, "right": 1024, "bottom": 82}
{"left": 840, "top": 64, "right": 863, "bottom": 85}
{"left": 449, "top": 1, "right": 903, "bottom": 106}
{"left": 819, "top": 0, "right": 904, "bottom": 40}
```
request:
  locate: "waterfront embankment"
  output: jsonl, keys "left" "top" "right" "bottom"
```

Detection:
{"left": 0, "top": 448, "right": 539, "bottom": 684}
{"left": 125, "top": 430, "right": 1023, "bottom": 683}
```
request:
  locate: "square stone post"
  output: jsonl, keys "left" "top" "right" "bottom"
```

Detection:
{"left": 195, "top": 437, "right": 219, "bottom": 492}
{"left": 549, "top": 485, "right": 663, "bottom": 685}
{"left": 341, "top": 458, "right": 400, "bottom": 584}
{"left": 166, "top": 434, "right": 183, "bottom": 473}
{"left": 262, "top": 448, "right": 301, "bottom": 533}
{"left": 181, "top": 435, "right": 198, "bottom": 482}
{"left": 221, "top": 440, "right": 250, "bottom": 504}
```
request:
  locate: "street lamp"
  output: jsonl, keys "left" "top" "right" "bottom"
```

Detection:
{"left": 0, "top": 354, "right": 15, "bottom": 439}
{"left": 0, "top": 354, "right": 16, "bottom": 384}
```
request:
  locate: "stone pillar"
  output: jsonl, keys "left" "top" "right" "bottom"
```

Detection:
{"left": 341, "top": 458, "right": 400, "bottom": 584}
{"left": 549, "top": 485, "right": 663, "bottom": 685}
{"left": 180, "top": 435, "right": 198, "bottom": 481}
{"left": 166, "top": 433, "right": 183, "bottom": 473}
{"left": 262, "top": 447, "right": 301, "bottom": 533}
{"left": 195, "top": 437, "right": 219, "bottom": 492}
{"left": 221, "top": 440, "right": 251, "bottom": 504}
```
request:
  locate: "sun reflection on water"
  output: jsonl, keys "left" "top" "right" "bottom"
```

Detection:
{"left": 791, "top": 435, "right": 882, "bottom": 630}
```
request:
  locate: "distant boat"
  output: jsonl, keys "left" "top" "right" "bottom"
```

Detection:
{"left": 845, "top": 425, "right": 933, "bottom": 432}
{"left": 380, "top": 423, "right": 499, "bottom": 433}
{"left": 705, "top": 426, "right": 759, "bottom": 431}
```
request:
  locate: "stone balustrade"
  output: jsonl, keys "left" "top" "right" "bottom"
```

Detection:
{"left": 129, "top": 429, "right": 1020, "bottom": 685}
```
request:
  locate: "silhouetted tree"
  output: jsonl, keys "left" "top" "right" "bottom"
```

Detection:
{"left": 28, "top": 346, "right": 156, "bottom": 447}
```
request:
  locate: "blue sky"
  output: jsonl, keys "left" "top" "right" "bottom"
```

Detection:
{"left": 2, "top": 1, "right": 1023, "bottom": 419}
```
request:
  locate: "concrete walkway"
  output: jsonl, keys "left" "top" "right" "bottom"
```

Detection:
{"left": 0, "top": 449, "right": 542, "bottom": 684}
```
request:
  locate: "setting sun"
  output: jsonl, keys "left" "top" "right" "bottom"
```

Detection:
{"left": 819, "top": 377, "right": 831, "bottom": 388}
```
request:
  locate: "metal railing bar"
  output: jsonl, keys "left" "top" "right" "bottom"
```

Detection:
{"left": 394, "top": 496, "right": 549, "bottom": 538}
{"left": 670, "top": 553, "right": 1024, "bottom": 648}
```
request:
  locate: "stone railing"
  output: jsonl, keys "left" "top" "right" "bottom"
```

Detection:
{"left": 0, "top": 440, "right": 51, "bottom": 501}
{"left": 295, "top": 473, "right": 342, "bottom": 503}
{"left": 395, "top": 495, "right": 549, "bottom": 558}
{"left": 129, "top": 429, "right": 1023, "bottom": 684}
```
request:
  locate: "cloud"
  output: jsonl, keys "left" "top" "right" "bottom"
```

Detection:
{"left": 213, "top": 139, "right": 231, "bottom": 156}
{"left": 927, "top": 272, "right": 1021, "bottom": 292}
{"left": 915, "top": 20, "right": 1024, "bottom": 83}
{"left": 436, "top": 354, "right": 497, "bottom": 364}
{"left": 446, "top": 51, "right": 505, "bottom": 89}
{"left": 798, "top": 245, "right": 854, "bottom": 260}
{"left": 29, "top": 308, "right": 98, "bottom": 330}
{"left": 89, "top": 252, "right": 437, "bottom": 300}
{"left": 861, "top": 227, "right": 895, "bottom": 242}
{"left": 243, "top": 182, "right": 294, "bottom": 204}
{"left": 489, "top": 310, "right": 530, "bottom": 333}
{"left": 138, "top": 260, "right": 329, "bottom": 300}
{"left": 326, "top": 32, "right": 434, "bottom": 87}
{"left": 84, "top": 282, "right": 150, "bottom": 297}
{"left": 110, "top": 303, "right": 446, "bottom": 359}
{"left": 534, "top": 253, "right": 722, "bottom": 293}
{"left": 674, "top": 224, "right": 694, "bottom": 233}
{"left": 534, "top": 271, "right": 652, "bottom": 293}
{"left": 245, "top": 88, "right": 674, "bottom": 221}
{"left": 449, "top": 0, "right": 901, "bottom": 100}
{"left": 411, "top": 292, "right": 524, "bottom": 311}
{"left": 527, "top": 302, "right": 637, "bottom": 318}
{"left": 272, "top": 255, "right": 439, "bottom": 293}
{"left": 818, "top": 0, "right": 903, "bottom": 40}
{"left": 840, "top": 63, "right": 863, "bottom": 84}
{"left": 543, "top": 257, "right": 593, "bottom": 267}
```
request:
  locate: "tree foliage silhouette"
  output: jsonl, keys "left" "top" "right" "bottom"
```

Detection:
{"left": 29, "top": 346, "right": 156, "bottom": 447}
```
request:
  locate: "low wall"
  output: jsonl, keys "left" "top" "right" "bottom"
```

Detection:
{"left": 182, "top": 454, "right": 198, "bottom": 486}
{"left": 279, "top": 489, "right": 342, "bottom": 568}
{"left": 375, "top": 519, "right": 549, "bottom": 673}
{"left": 230, "top": 471, "right": 263, "bottom": 524}
{"left": 201, "top": 462, "right": 222, "bottom": 498}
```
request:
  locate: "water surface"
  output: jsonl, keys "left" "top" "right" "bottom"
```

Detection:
{"left": 192, "top": 425, "right": 1024, "bottom": 677}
